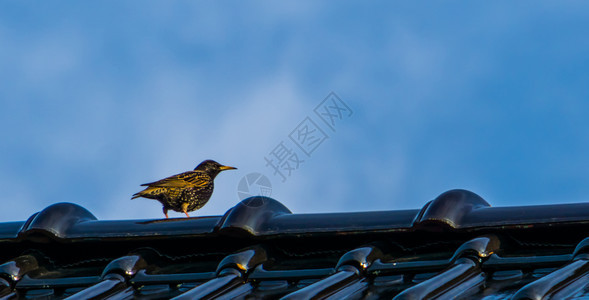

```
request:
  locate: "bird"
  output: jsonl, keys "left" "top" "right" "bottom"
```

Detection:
{"left": 132, "top": 160, "right": 237, "bottom": 218}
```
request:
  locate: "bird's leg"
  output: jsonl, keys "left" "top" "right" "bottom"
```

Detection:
{"left": 182, "top": 203, "right": 190, "bottom": 218}
{"left": 163, "top": 207, "right": 169, "bottom": 219}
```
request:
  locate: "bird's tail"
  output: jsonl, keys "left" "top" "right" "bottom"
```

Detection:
{"left": 131, "top": 189, "right": 149, "bottom": 200}
{"left": 131, "top": 186, "right": 163, "bottom": 200}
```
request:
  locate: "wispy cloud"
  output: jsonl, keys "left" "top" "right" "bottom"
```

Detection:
{"left": 2, "top": 2, "right": 589, "bottom": 221}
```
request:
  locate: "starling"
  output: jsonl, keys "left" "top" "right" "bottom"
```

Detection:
{"left": 132, "top": 160, "right": 237, "bottom": 218}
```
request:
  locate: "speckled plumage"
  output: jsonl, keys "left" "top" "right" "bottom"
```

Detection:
{"left": 132, "top": 160, "right": 236, "bottom": 218}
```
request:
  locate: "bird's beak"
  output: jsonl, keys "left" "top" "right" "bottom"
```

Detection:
{"left": 219, "top": 165, "right": 237, "bottom": 171}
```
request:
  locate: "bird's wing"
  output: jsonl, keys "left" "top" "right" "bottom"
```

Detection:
{"left": 140, "top": 171, "right": 210, "bottom": 188}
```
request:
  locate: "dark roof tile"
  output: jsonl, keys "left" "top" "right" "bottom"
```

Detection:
{"left": 1, "top": 189, "right": 589, "bottom": 299}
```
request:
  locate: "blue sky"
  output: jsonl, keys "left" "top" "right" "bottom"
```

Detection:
{"left": 1, "top": 2, "right": 589, "bottom": 221}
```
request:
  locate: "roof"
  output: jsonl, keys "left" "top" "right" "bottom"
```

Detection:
{"left": 1, "top": 189, "right": 589, "bottom": 299}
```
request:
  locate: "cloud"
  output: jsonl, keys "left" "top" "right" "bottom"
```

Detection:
{"left": 3, "top": 2, "right": 589, "bottom": 222}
